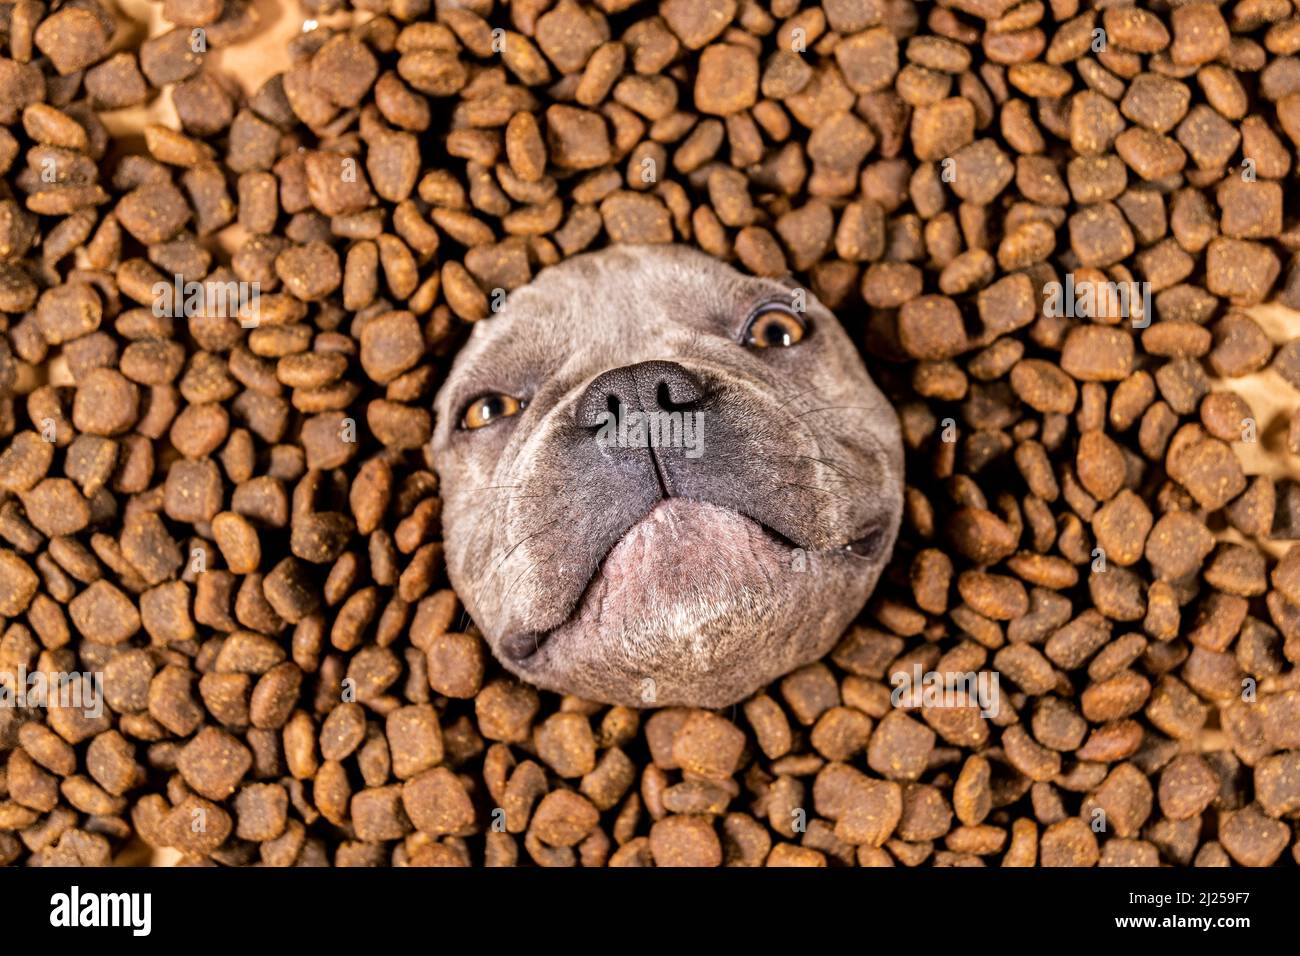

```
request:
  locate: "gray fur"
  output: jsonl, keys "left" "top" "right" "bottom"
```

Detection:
{"left": 431, "top": 245, "right": 903, "bottom": 708}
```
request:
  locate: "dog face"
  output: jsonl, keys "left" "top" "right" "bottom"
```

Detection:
{"left": 431, "top": 245, "right": 903, "bottom": 708}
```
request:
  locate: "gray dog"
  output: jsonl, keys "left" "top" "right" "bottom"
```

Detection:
{"left": 430, "top": 245, "right": 903, "bottom": 708}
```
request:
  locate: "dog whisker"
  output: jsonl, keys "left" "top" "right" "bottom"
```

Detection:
{"left": 792, "top": 404, "right": 881, "bottom": 419}
{"left": 773, "top": 384, "right": 825, "bottom": 414}
{"left": 487, "top": 518, "right": 560, "bottom": 575}
{"left": 772, "top": 479, "right": 853, "bottom": 504}
{"left": 764, "top": 451, "right": 868, "bottom": 486}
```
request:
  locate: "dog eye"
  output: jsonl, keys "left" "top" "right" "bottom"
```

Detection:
{"left": 461, "top": 393, "right": 523, "bottom": 430}
{"left": 744, "top": 303, "right": 807, "bottom": 348}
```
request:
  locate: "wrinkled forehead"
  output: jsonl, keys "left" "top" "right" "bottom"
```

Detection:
{"left": 439, "top": 247, "right": 780, "bottom": 398}
{"left": 493, "top": 247, "right": 756, "bottom": 347}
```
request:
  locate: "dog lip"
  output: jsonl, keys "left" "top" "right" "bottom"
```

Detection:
{"left": 509, "top": 497, "right": 796, "bottom": 661}
{"left": 499, "top": 630, "right": 545, "bottom": 662}
{"left": 504, "top": 499, "right": 874, "bottom": 666}
{"left": 508, "top": 506, "right": 880, "bottom": 649}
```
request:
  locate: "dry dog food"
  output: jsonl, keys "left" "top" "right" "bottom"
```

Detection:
{"left": 1, "top": 0, "right": 1299, "bottom": 867}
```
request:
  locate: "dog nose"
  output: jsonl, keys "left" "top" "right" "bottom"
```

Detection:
{"left": 575, "top": 360, "right": 704, "bottom": 428}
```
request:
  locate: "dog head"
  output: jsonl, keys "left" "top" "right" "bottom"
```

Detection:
{"left": 431, "top": 245, "right": 903, "bottom": 708}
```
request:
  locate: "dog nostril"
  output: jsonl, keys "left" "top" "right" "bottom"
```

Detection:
{"left": 648, "top": 362, "right": 703, "bottom": 410}
{"left": 576, "top": 366, "right": 636, "bottom": 429}
{"left": 576, "top": 361, "right": 703, "bottom": 429}
{"left": 656, "top": 381, "right": 685, "bottom": 411}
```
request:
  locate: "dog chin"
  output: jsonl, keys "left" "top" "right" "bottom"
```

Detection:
{"left": 498, "top": 498, "right": 863, "bottom": 707}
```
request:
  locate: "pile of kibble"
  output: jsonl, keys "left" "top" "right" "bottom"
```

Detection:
{"left": 1, "top": 0, "right": 1299, "bottom": 867}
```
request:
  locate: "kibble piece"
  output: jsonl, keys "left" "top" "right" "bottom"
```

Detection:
{"left": 311, "top": 35, "right": 379, "bottom": 109}
{"left": 164, "top": 459, "right": 225, "bottom": 524}
{"left": 475, "top": 679, "right": 540, "bottom": 744}
{"left": 532, "top": 789, "right": 600, "bottom": 848}
{"left": 35, "top": 8, "right": 109, "bottom": 76}
{"left": 0, "top": 549, "right": 39, "bottom": 615}
{"left": 867, "top": 711, "right": 935, "bottom": 781}
{"left": 1158, "top": 754, "right": 1219, "bottom": 821}
{"left": 234, "top": 783, "right": 289, "bottom": 842}
{"left": 69, "top": 580, "right": 140, "bottom": 645}
{"left": 1218, "top": 805, "right": 1290, "bottom": 867}
{"left": 1040, "top": 817, "right": 1100, "bottom": 867}
{"left": 35, "top": 281, "right": 102, "bottom": 346}
{"left": 695, "top": 44, "right": 759, "bottom": 116}
{"left": 649, "top": 814, "right": 722, "bottom": 866}
{"left": 357, "top": 311, "right": 423, "bottom": 387}
{"left": 177, "top": 727, "right": 253, "bottom": 801}
{"left": 546, "top": 105, "right": 611, "bottom": 170}
{"left": 743, "top": 695, "right": 793, "bottom": 760}
{"left": 672, "top": 711, "right": 745, "bottom": 780}
{"left": 351, "top": 785, "right": 412, "bottom": 842}
{"left": 1255, "top": 752, "right": 1300, "bottom": 819}
{"left": 780, "top": 663, "right": 840, "bottom": 725}
{"left": 898, "top": 296, "right": 966, "bottom": 360}
{"left": 535, "top": 712, "right": 597, "bottom": 779}
{"left": 1060, "top": 326, "right": 1134, "bottom": 382}
{"left": 425, "top": 631, "right": 485, "bottom": 699}
{"left": 70, "top": 369, "right": 138, "bottom": 436}
{"left": 1069, "top": 203, "right": 1135, "bottom": 268}
{"left": 836, "top": 27, "right": 898, "bottom": 94}
{"left": 402, "top": 767, "right": 475, "bottom": 837}
{"left": 1206, "top": 239, "right": 1280, "bottom": 305}
{"left": 1092, "top": 491, "right": 1153, "bottom": 567}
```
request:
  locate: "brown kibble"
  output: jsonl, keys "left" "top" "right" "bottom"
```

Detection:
{"left": 1167, "top": 434, "right": 1246, "bottom": 512}
{"left": 177, "top": 727, "right": 253, "bottom": 801}
{"left": 600, "top": 191, "right": 673, "bottom": 244}
{"left": 164, "top": 459, "right": 225, "bottom": 524}
{"left": 351, "top": 785, "right": 412, "bottom": 842}
{"left": 867, "top": 711, "right": 935, "bottom": 782}
{"left": 69, "top": 580, "right": 140, "bottom": 645}
{"left": 360, "top": 311, "right": 422, "bottom": 385}
{"left": 403, "top": 767, "right": 475, "bottom": 836}
{"left": 649, "top": 814, "right": 722, "bottom": 866}
{"left": 35, "top": 8, "right": 109, "bottom": 76}
{"left": 695, "top": 44, "right": 758, "bottom": 116}
{"left": 1060, "top": 326, "right": 1135, "bottom": 382}
{"left": 505, "top": 112, "right": 547, "bottom": 184}
{"left": 1218, "top": 805, "right": 1290, "bottom": 867}
{"left": 234, "top": 783, "right": 289, "bottom": 842}
{"left": 386, "top": 705, "right": 444, "bottom": 780}
{"left": 1040, "top": 817, "right": 1100, "bottom": 867}
{"left": 532, "top": 789, "right": 600, "bottom": 848}
{"left": 672, "top": 711, "right": 746, "bottom": 780}
{"left": 546, "top": 105, "right": 611, "bottom": 171}
{"left": 1158, "top": 754, "right": 1219, "bottom": 821}
{"left": 0, "top": 549, "right": 39, "bottom": 616}
{"left": 425, "top": 631, "right": 485, "bottom": 699}
{"left": 898, "top": 296, "right": 966, "bottom": 361}
{"left": 535, "top": 712, "right": 596, "bottom": 779}
{"left": 73, "top": 369, "right": 138, "bottom": 436}
{"left": 475, "top": 679, "right": 540, "bottom": 744}
{"left": 0, "top": 0, "right": 1296, "bottom": 871}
